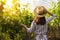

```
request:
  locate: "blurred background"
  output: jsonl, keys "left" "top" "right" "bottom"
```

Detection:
{"left": 0, "top": 0, "right": 60, "bottom": 40}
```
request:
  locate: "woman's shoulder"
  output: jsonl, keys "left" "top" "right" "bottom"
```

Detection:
{"left": 31, "top": 21, "right": 36, "bottom": 25}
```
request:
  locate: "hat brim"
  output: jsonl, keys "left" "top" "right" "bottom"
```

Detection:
{"left": 36, "top": 14, "right": 46, "bottom": 17}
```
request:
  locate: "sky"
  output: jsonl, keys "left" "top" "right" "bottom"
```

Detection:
{"left": 19, "top": 0, "right": 58, "bottom": 12}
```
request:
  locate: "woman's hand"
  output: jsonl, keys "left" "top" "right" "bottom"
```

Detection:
{"left": 47, "top": 11, "right": 53, "bottom": 16}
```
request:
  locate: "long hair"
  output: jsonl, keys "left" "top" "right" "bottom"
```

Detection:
{"left": 34, "top": 17, "right": 46, "bottom": 25}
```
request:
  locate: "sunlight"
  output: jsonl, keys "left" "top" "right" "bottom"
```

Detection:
{"left": 0, "top": 2, "right": 1, "bottom": 6}
{"left": 20, "top": 0, "right": 58, "bottom": 12}
{"left": 6, "top": 0, "right": 13, "bottom": 8}
{"left": 3, "top": 0, "right": 17, "bottom": 15}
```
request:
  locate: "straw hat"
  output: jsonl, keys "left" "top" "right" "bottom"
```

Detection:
{"left": 34, "top": 6, "right": 47, "bottom": 17}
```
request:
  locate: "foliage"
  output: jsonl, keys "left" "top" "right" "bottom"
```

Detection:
{"left": 0, "top": 0, "right": 60, "bottom": 40}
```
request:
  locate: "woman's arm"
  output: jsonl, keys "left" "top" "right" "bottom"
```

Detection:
{"left": 47, "top": 11, "right": 53, "bottom": 16}
{"left": 20, "top": 23, "right": 28, "bottom": 30}
{"left": 46, "top": 11, "right": 56, "bottom": 23}
{"left": 20, "top": 21, "right": 35, "bottom": 33}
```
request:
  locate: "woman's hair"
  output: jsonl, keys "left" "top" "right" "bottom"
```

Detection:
{"left": 34, "top": 17, "right": 46, "bottom": 25}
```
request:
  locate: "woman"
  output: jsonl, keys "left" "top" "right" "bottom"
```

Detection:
{"left": 21, "top": 6, "right": 56, "bottom": 40}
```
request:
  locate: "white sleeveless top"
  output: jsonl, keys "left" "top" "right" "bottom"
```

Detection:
{"left": 27, "top": 14, "right": 56, "bottom": 35}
